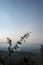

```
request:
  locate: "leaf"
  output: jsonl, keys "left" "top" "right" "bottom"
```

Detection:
{"left": 14, "top": 44, "right": 19, "bottom": 50}
{"left": 17, "top": 41, "right": 22, "bottom": 44}
{"left": 7, "top": 37, "right": 12, "bottom": 46}
{"left": 21, "top": 37, "right": 24, "bottom": 39}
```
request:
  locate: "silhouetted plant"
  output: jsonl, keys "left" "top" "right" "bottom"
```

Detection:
{"left": 4, "top": 32, "right": 31, "bottom": 65}
{"left": 19, "top": 56, "right": 34, "bottom": 65}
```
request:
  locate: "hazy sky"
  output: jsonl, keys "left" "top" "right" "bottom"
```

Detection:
{"left": 0, "top": 0, "right": 43, "bottom": 43}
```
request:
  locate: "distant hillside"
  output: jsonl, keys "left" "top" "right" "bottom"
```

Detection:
{"left": 0, "top": 50, "right": 37, "bottom": 62}
{"left": 0, "top": 48, "right": 40, "bottom": 65}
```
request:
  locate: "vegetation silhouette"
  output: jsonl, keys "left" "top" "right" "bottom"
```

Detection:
{"left": 19, "top": 56, "right": 34, "bottom": 65}
{"left": 4, "top": 32, "right": 31, "bottom": 65}
{"left": 1, "top": 32, "right": 43, "bottom": 65}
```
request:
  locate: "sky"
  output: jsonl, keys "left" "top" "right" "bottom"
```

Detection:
{"left": 0, "top": 0, "right": 43, "bottom": 43}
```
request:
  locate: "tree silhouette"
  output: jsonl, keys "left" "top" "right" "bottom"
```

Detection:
{"left": 4, "top": 32, "right": 31, "bottom": 65}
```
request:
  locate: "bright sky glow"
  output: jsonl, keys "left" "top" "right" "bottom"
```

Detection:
{"left": 0, "top": 0, "right": 43, "bottom": 43}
